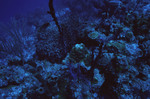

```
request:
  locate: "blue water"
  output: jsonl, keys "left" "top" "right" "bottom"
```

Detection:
{"left": 0, "top": 0, "right": 49, "bottom": 22}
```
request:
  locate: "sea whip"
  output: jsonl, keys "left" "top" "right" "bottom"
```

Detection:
{"left": 48, "top": 0, "right": 64, "bottom": 46}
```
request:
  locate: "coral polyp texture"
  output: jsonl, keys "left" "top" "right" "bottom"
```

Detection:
{"left": 0, "top": 0, "right": 150, "bottom": 99}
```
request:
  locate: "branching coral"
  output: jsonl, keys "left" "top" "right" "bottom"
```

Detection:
{"left": 0, "top": 18, "right": 33, "bottom": 63}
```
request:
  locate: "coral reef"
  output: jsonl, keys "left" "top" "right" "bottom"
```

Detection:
{"left": 0, "top": 0, "right": 150, "bottom": 98}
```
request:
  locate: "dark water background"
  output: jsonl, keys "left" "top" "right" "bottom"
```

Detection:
{"left": 0, "top": 0, "right": 64, "bottom": 23}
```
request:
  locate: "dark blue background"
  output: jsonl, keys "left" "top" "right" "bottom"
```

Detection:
{"left": 0, "top": 0, "right": 63, "bottom": 23}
